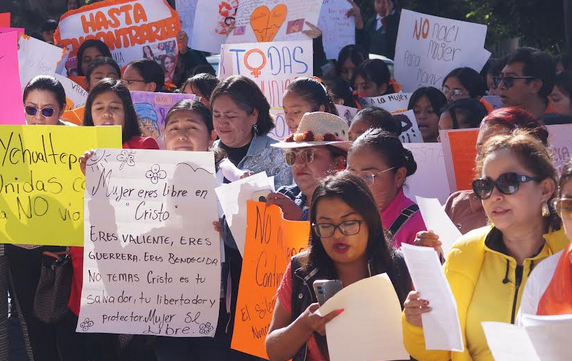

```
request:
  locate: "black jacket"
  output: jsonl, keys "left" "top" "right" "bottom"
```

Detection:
{"left": 357, "top": 11, "right": 400, "bottom": 60}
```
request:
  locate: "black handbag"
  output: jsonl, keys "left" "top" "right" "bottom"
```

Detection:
{"left": 33, "top": 249, "right": 73, "bottom": 324}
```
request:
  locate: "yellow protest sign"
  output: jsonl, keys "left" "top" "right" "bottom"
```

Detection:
{"left": 231, "top": 201, "right": 310, "bottom": 359}
{"left": 0, "top": 125, "right": 122, "bottom": 246}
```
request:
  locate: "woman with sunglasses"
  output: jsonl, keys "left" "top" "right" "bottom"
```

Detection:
{"left": 346, "top": 128, "right": 426, "bottom": 247}
{"left": 268, "top": 112, "right": 350, "bottom": 221}
{"left": 23, "top": 75, "right": 75, "bottom": 126}
{"left": 403, "top": 131, "right": 567, "bottom": 361}
{"left": 266, "top": 172, "right": 412, "bottom": 361}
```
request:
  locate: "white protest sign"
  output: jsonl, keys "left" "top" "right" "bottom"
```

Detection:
{"left": 336, "top": 104, "right": 359, "bottom": 125}
{"left": 269, "top": 108, "right": 291, "bottom": 141}
{"left": 547, "top": 124, "right": 572, "bottom": 173}
{"left": 18, "top": 35, "right": 66, "bottom": 90}
{"left": 395, "top": 109, "right": 423, "bottom": 143}
{"left": 176, "top": 0, "right": 198, "bottom": 39}
{"left": 226, "top": 0, "right": 323, "bottom": 44}
{"left": 358, "top": 92, "right": 412, "bottom": 113}
{"left": 318, "top": 0, "right": 355, "bottom": 60}
{"left": 394, "top": 9, "right": 489, "bottom": 92}
{"left": 79, "top": 149, "right": 221, "bottom": 337}
{"left": 54, "top": 73, "right": 88, "bottom": 110}
{"left": 191, "top": 0, "right": 238, "bottom": 53}
{"left": 404, "top": 143, "right": 450, "bottom": 203}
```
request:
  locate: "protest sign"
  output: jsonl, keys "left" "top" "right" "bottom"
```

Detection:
{"left": 318, "top": 0, "right": 355, "bottom": 60}
{"left": 547, "top": 124, "right": 572, "bottom": 173}
{"left": 18, "top": 35, "right": 66, "bottom": 91}
{"left": 358, "top": 92, "right": 412, "bottom": 113}
{"left": 231, "top": 202, "right": 309, "bottom": 358}
{"left": 440, "top": 128, "right": 479, "bottom": 192}
{"left": 394, "top": 9, "right": 490, "bottom": 92}
{"left": 130, "top": 91, "right": 196, "bottom": 139}
{"left": 395, "top": 110, "right": 423, "bottom": 143}
{"left": 0, "top": 13, "right": 9, "bottom": 27}
{"left": 336, "top": 104, "right": 359, "bottom": 125}
{"left": 0, "top": 32, "right": 26, "bottom": 125}
{"left": 176, "top": 0, "right": 198, "bottom": 39}
{"left": 78, "top": 149, "right": 220, "bottom": 336}
{"left": 269, "top": 108, "right": 290, "bottom": 141}
{"left": 191, "top": 0, "right": 239, "bottom": 53}
{"left": 54, "top": 73, "right": 89, "bottom": 111}
{"left": 54, "top": 0, "right": 180, "bottom": 83}
{"left": 404, "top": 143, "right": 450, "bottom": 203}
{"left": 226, "top": 0, "right": 323, "bottom": 44}
{"left": 0, "top": 126, "right": 122, "bottom": 246}
{"left": 0, "top": 27, "right": 24, "bottom": 35}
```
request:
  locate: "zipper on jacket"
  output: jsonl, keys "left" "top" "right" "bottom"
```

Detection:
{"left": 510, "top": 265, "right": 524, "bottom": 324}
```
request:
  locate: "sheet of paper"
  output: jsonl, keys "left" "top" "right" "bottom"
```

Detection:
{"left": 415, "top": 197, "right": 461, "bottom": 256}
{"left": 79, "top": 149, "right": 221, "bottom": 336}
{"left": 358, "top": 92, "right": 412, "bottom": 113}
{"left": 335, "top": 104, "right": 359, "bottom": 125}
{"left": 214, "top": 172, "right": 275, "bottom": 256}
{"left": 317, "top": 274, "right": 409, "bottom": 361}
{"left": 522, "top": 314, "right": 572, "bottom": 361}
{"left": 0, "top": 27, "right": 24, "bottom": 35}
{"left": 318, "top": 0, "right": 355, "bottom": 60}
{"left": 404, "top": 143, "right": 451, "bottom": 204}
{"left": 402, "top": 244, "right": 464, "bottom": 352}
{"left": 482, "top": 322, "right": 540, "bottom": 361}
{"left": 546, "top": 124, "right": 572, "bottom": 174}
{"left": 53, "top": 73, "right": 88, "bottom": 110}
{"left": 396, "top": 109, "right": 424, "bottom": 143}
{"left": 0, "top": 31, "right": 26, "bottom": 125}
{"left": 176, "top": 0, "right": 198, "bottom": 39}
{"left": 191, "top": 0, "right": 239, "bottom": 53}
{"left": 18, "top": 35, "right": 66, "bottom": 90}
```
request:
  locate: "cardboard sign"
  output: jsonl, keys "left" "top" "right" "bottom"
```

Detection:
{"left": 0, "top": 32, "right": 26, "bottom": 125}
{"left": 0, "top": 27, "right": 24, "bottom": 36}
{"left": 404, "top": 143, "right": 450, "bottom": 204}
{"left": 0, "top": 13, "right": 10, "bottom": 27}
{"left": 78, "top": 149, "right": 221, "bottom": 336}
{"left": 318, "top": 0, "right": 355, "bottom": 60}
{"left": 548, "top": 124, "right": 572, "bottom": 173}
{"left": 54, "top": 0, "right": 181, "bottom": 82}
{"left": 231, "top": 202, "right": 309, "bottom": 358}
{"left": 394, "top": 110, "right": 423, "bottom": 143}
{"left": 18, "top": 35, "right": 66, "bottom": 91}
{"left": 394, "top": 10, "right": 490, "bottom": 92}
{"left": 130, "top": 91, "right": 196, "bottom": 140}
{"left": 176, "top": 0, "right": 198, "bottom": 39}
{"left": 191, "top": 0, "right": 239, "bottom": 53}
{"left": 358, "top": 92, "right": 412, "bottom": 113}
{"left": 226, "top": 0, "right": 323, "bottom": 44}
{"left": 440, "top": 128, "right": 479, "bottom": 192}
{"left": 0, "top": 126, "right": 122, "bottom": 246}
{"left": 54, "top": 73, "right": 89, "bottom": 111}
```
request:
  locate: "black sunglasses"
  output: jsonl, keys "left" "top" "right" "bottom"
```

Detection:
{"left": 472, "top": 172, "right": 541, "bottom": 200}
{"left": 25, "top": 106, "right": 55, "bottom": 118}
{"left": 492, "top": 76, "right": 535, "bottom": 89}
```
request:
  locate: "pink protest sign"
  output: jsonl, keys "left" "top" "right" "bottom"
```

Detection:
{"left": 0, "top": 31, "right": 26, "bottom": 125}
{"left": 0, "top": 27, "right": 24, "bottom": 36}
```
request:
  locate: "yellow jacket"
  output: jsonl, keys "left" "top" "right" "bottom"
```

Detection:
{"left": 402, "top": 226, "right": 568, "bottom": 361}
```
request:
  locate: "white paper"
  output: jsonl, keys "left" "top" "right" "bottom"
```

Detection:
{"left": 482, "top": 95, "right": 503, "bottom": 110}
{"left": 335, "top": 104, "right": 359, "bottom": 125}
{"left": 191, "top": 0, "right": 239, "bottom": 53}
{"left": 523, "top": 314, "right": 572, "bottom": 361}
{"left": 79, "top": 149, "right": 221, "bottom": 336}
{"left": 53, "top": 73, "right": 88, "bottom": 110}
{"left": 318, "top": 0, "right": 355, "bottom": 60}
{"left": 404, "top": 143, "right": 451, "bottom": 204}
{"left": 317, "top": 274, "right": 409, "bottom": 361}
{"left": 415, "top": 197, "right": 461, "bottom": 256}
{"left": 482, "top": 322, "right": 540, "bottom": 361}
{"left": 401, "top": 244, "right": 464, "bottom": 352}
{"left": 176, "top": 0, "right": 199, "bottom": 39}
{"left": 214, "top": 172, "right": 275, "bottom": 256}
{"left": 547, "top": 124, "right": 572, "bottom": 174}
{"left": 358, "top": 92, "right": 412, "bottom": 113}
{"left": 396, "top": 109, "right": 424, "bottom": 143}
{"left": 18, "top": 35, "right": 66, "bottom": 90}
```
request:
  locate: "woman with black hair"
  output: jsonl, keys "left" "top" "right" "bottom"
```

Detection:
{"left": 349, "top": 107, "right": 402, "bottom": 140}
{"left": 442, "top": 67, "right": 487, "bottom": 103}
{"left": 266, "top": 172, "right": 412, "bottom": 361}
{"left": 23, "top": 75, "right": 72, "bottom": 125}
{"left": 76, "top": 39, "right": 112, "bottom": 77}
{"left": 85, "top": 57, "right": 121, "bottom": 92}
{"left": 408, "top": 86, "right": 448, "bottom": 142}
{"left": 180, "top": 73, "right": 220, "bottom": 108}
{"left": 438, "top": 98, "right": 488, "bottom": 132}
{"left": 548, "top": 70, "right": 572, "bottom": 116}
{"left": 336, "top": 44, "right": 368, "bottom": 84}
{"left": 122, "top": 59, "right": 165, "bottom": 92}
{"left": 351, "top": 59, "right": 394, "bottom": 97}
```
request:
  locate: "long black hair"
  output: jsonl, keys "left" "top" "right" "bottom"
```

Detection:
{"left": 443, "top": 67, "right": 486, "bottom": 98}
{"left": 126, "top": 59, "right": 165, "bottom": 92}
{"left": 76, "top": 39, "right": 112, "bottom": 76}
{"left": 23, "top": 75, "right": 67, "bottom": 110}
{"left": 286, "top": 77, "right": 339, "bottom": 115}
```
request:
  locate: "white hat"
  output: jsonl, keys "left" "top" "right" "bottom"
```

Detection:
{"left": 272, "top": 112, "right": 352, "bottom": 150}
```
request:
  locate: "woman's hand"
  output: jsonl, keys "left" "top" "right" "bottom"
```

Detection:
{"left": 266, "top": 193, "right": 304, "bottom": 221}
{"left": 212, "top": 220, "right": 222, "bottom": 235}
{"left": 403, "top": 291, "right": 432, "bottom": 327}
{"left": 415, "top": 230, "right": 444, "bottom": 260}
{"left": 302, "top": 22, "right": 322, "bottom": 39}
{"left": 178, "top": 31, "right": 189, "bottom": 54}
{"left": 301, "top": 303, "right": 343, "bottom": 336}
{"left": 346, "top": 0, "right": 364, "bottom": 29}
{"left": 79, "top": 149, "right": 95, "bottom": 175}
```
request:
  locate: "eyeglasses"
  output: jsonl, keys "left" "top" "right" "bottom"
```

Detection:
{"left": 472, "top": 172, "right": 540, "bottom": 200}
{"left": 284, "top": 148, "right": 316, "bottom": 167}
{"left": 121, "top": 79, "right": 147, "bottom": 85}
{"left": 351, "top": 168, "right": 395, "bottom": 186}
{"left": 493, "top": 76, "right": 535, "bottom": 89}
{"left": 554, "top": 198, "right": 572, "bottom": 219}
{"left": 312, "top": 220, "right": 362, "bottom": 238}
{"left": 25, "top": 106, "right": 55, "bottom": 118}
{"left": 441, "top": 87, "right": 468, "bottom": 100}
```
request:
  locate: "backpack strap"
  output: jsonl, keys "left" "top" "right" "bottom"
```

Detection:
{"left": 387, "top": 204, "right": 419, "bottom": 238}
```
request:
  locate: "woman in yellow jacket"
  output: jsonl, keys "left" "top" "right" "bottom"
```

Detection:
{"left": 402, "top": 131, "right": 569, "bottom": 361}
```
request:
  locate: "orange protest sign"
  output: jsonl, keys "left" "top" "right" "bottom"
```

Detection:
{"left": 448, "top": 129, "right": 479, "bottom": 191}
{"left": 250, "top": 4, "right": 287, "bottom": 42}
{"left": 231, "top": 202, "right": 310, "bottom": 359}
{"left": 0, "top": 13, "right": 10, "bottom": 27}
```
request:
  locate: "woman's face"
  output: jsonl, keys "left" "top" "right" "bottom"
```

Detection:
{"left": 347, "top": 146, "right": 404, "bottom": 212}
{"left": 476, "top": 123, "right": 510, "bottom": 153}
{"left": 486, "top": 73, "right": 500, "bottom": 96}
{"left": 339, "top": 58, "right": 356, "bottom": 83}
{"left": 164, "top": 110, "right": 215, "bottom": 152}
{"left": 81, "top": 46, "right": 104, "bottom": 75}
{"left": 122, "top": 65, "right": 155, "bottom": 92}
{"left": 24, "top": 89, "right": 63, "bottom": 125}
{"left": 348, "top": 117, "right": 372, "bottom": 141}
{"left": 282, "top": 90, "right": 316, "bottom": 134}
{"left": 290, "top": 146, "right": 340, "bottom": 198}
{"left": 480, "top": 149, "right": 553, "bottom": 233}
{"left": 353, "top": 75, "right": 384, "bottom": 98}
{"left": 442, "top": 76, "right": 470, "bottom": 103}
{"left": 90, "top": 91, "right": 126, "bottom": 128}
{"left": 182, "top": 84, "right": 210, "bottom": 108}
{"left": 315, "top": 196, "right": 369, "bottom": 266}
{"left": 88, "top": 64, "right": 119, "bottom": 91}
{"left": 164, "top": 57, "right": 175, "bottom": 73}
{"left": 559, "top": 179, "right": 572, "bottom": 238}
{"left": 549, "top": 86, "right": 572, "bottom": 116}
{"left": 438, "top": 110, "right": 471, "bottom": 133}
{"left": 413, "top": 95, "right": 439, "bottom": 142}
{"left": 212, "top": 94, "right": 258, "bottom": 148}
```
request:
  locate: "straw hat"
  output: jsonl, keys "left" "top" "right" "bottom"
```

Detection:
{"left": 272, "top": 112, "right": 352, "bottom": 150}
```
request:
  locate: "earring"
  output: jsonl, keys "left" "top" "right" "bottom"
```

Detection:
{"left": 253, "top": 124, "right": 259, "bottom": 135}
{"left": 542, "top": 202, "right": 550, "bottom": 217}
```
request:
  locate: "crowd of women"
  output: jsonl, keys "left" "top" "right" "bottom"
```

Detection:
{"left": 5, "top": 0, "right": 572, "bottom": 360}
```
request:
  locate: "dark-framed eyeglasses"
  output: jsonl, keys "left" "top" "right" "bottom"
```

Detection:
{"left": 492, "top": 76, "right": 535, "bottom": 89}
{"left": 472, "top": 172, "right": 540, "bottom": 200}
{"left": 25, "top": 106, "right": 55, "bottom": 118}
{"left": 312, "top": 220, "right": 363, "bottom": 238}
{"left": 284, "top": 148, "right": 316, "bottom": 167}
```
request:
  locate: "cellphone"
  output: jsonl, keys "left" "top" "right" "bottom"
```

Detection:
{"left": 313, "top": 279, "right": 343, "bottom": 305}
{"left": 252, "top": 190, "right": 271, "bottom": 202}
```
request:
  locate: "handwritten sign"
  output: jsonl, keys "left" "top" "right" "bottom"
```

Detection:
{"left": 231, "top": 202, "right": 309, "bottom": 358}
{"left": 54, "top": 0, "right": 180, "bottom": 82}
{"left": 394, "top": 109, "right": 423, "bottom": 143}
{"left": 78, "top": 149, "right": 221, "bottom": 336}
{"left": 0, "top": 126, "right": 122, "bottom": 246}
{"left": 18, "top": 35, "right": 66, "bottom": 91}
{"left": 318, "top": 0, "right": 355, "bottom": 60}
{"left": 404, "top": 143, "right": 450, "bottom": 203}
{"left": 548, "top": 124, "right": 572, "bottom": 173}
{"left": 358, "top": 92, "right": 412, "bottom": 113}
{"left": 130, "top": 91, "right": 196, "bottom": 140}
{"left": 176, "top": 0, "right": 198, "bottom": 39}
{"left": 190, "top": 0, "right": 239, "bottom": 53}
{"left": 336, "top": 104, "right": 359, "bottom": 125}
{"left": 0, "top": 31, "right": 26, "bottom": 125}
{"left": 394, "top": 9, "right": 490, "bottom": 92}
{"left": 54, "top": 73, "right": 88, "bottom": 111}
{"left": 226, "top": 0, "right": 323, "bottom": 44}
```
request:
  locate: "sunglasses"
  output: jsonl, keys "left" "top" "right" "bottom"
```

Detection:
{"left": 492, "top": 76, "right": 535, "bottom": 89}
{"left": 25, "top": 106, "right": 55, "bottom": 118}
{"left": 284, "top": 148, "right": 316, "bottom": 167}
{"left": 472, "top": 172, "right": 540, "bottom": 200}
{"left": 554, "top": 198, "right": 572, "bottom": 219}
